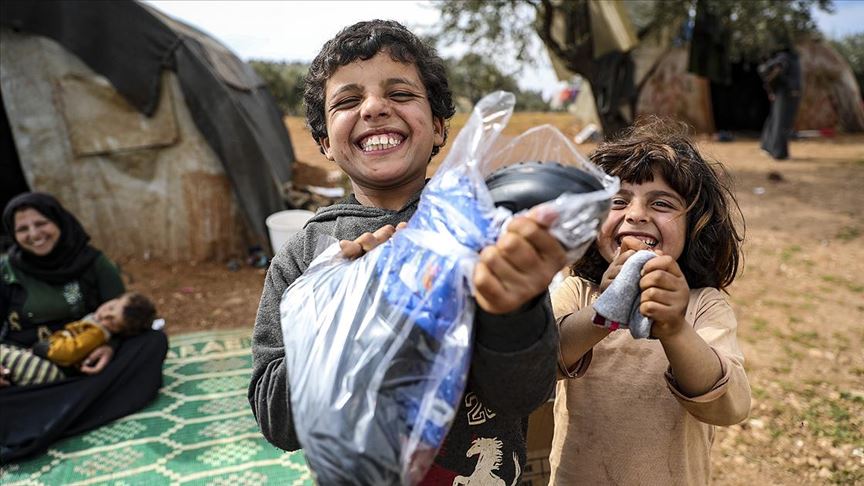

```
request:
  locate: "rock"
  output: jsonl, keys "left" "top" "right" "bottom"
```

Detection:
{"left": 767, "top": 171, "right": 785, "bottom": 182}
{"left": 223, "top": 296, "right": 245, "bottom": 306}
{"left": 749, "top": 418, "right": 766, "bottom": 429}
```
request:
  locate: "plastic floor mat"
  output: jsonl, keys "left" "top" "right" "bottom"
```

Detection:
{"left": 0, "top": 329, "right": 312, "bottom": 485}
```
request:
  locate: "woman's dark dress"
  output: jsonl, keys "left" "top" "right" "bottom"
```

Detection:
{"left": 0, "top": 253, "right": 167, "bottom": 462}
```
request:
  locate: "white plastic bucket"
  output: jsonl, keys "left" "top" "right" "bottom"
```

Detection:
{"left": 266, "top": 209, "right": 315, "bottom": 253}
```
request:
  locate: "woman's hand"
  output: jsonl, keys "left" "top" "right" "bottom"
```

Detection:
{"left": 599, "top": 236, "right": 645, "bottom": 293}
{"left": 339, "top": 222, "right": 407, "bottom": 259}
{"left": 79, "top": 345, "right": 114, "bottom": 375}
{"left": 0, "top": 366, "right": 11, "bottom": 387}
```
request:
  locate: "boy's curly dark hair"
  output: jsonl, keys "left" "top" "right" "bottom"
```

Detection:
{"left": 571, "top": 117, "right": 745, "bottom": 291}
{"left": 119, "top": 292, "right": 157, "bottom": 337}
{"left": 303, "top": 19, "right": 455, "bottom": 157}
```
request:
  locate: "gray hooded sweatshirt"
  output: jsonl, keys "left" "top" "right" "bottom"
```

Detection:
{"left": 248, "top": 191, "right": 558, "bottom": 482}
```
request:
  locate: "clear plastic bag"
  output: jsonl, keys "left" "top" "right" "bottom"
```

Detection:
{"left": 280, "top": 91, "right": 618, "bottom": 484}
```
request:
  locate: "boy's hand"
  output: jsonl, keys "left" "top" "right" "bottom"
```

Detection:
{"left": 638, "top": 250, "right": 690, "bottom": 339}
{"left": 339, "top": 222, "right": 407, "bottom": 259}
{"left": 80, "top": 345, "right": 113, "bottom": 375}
{"left": 474, "top": 207, "right": 566, "bottom": 314}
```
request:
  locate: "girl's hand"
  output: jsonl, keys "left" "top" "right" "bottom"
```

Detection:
{"left": 599, "top": 236, "right": 645, "bottom": 292}
{"left": 338, "top": 222, "right": 407, "bottom": 259}
{"left": 638, "top": 250, "right": 690, "bottom": 339}
{"left": 80, "top": 345, "right": 114, "bottom": 375}
{"left": 474, "top": 206, "right": 566, "bottom": 314}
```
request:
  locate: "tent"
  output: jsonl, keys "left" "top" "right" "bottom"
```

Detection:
{"left": 635, "top": 40, "right": 864, "bottom": 134}
{"left": 546, "top": 1, "right": 864, "bottom": 135}
{"left": 0, "top": 0, "right": 295, "bottom": 261}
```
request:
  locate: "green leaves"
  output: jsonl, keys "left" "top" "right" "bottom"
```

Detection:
{"left": 248, "top": 60, "right": 309, "bottom": 116}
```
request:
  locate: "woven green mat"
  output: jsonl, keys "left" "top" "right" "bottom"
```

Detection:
{"left": 0, "top": 329, "right": 313, "bottom": 485}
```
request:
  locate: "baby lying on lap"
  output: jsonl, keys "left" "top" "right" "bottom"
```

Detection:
{"left": 0, "top": 292, "right": 156, "bottom": 385}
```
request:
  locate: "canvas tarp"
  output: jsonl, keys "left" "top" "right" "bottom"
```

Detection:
{"left": 795, "top": 41, "right": 864, "bottom": 132}
{"left": 0, "top": 0, "right": 295, "bottom": 259}
{"left": 0, "top": 29, "right": 249, "bottom": 261}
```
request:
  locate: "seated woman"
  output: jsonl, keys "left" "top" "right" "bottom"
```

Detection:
{"left": 0, "top": 192, "right": 168, "bottom": 462}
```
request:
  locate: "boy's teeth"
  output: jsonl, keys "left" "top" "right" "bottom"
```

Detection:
{"left": 361, "top": 134, "right": 403, "bottom": 151}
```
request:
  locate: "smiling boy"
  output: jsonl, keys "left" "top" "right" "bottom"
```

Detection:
{"left": 249, "top": 20, "right": 564, "bottom": 483}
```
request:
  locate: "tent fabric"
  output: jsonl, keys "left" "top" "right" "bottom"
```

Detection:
{"left": 0, "top": 0, "right": 177, "bottom": 117}
{"left": 0, "top": 91, "right": 28, "bottom": 245}
{"left": 0, "top": 0, "right": 293, "bottom": 255}
{"left": 636, "top": 47, "right": 715, "bottom": 134}
{"left": 587, "top": 0, "right": 638, "bottom": 59}
{"left": 796, "top": 42, "right": 864, "bottom": 133}
{"left": 175, "top": 42, "right": 289, "bottom": 246}
{"left": 648, "top": 40, "right": 864, "bottom": 134}
{"left": 0, "top": 41, "right": 251, "bottom": 262}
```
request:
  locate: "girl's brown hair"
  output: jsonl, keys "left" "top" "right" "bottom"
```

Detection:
{"left": 571, "top": 117, "right": 744, "bottom": 291}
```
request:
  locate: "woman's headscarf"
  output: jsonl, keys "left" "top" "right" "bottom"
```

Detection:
{"left": 2, "top": 192, "right": 101, "bottom": 284}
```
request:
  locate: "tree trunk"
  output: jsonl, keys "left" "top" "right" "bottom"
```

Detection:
{"left": 590, "top": 85, "right": 631, "bottom": 140}
{"left": 533, "top": 0, "right": 635, "bottom": 140}
{"left": 585, "top": 51, "right": 636, "bottom": 140}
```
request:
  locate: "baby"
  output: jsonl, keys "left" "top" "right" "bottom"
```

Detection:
{"left": 0, "top": 292, "right": 156, "bottom": 385}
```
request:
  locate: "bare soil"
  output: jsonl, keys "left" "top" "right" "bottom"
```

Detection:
{"left": 118, "top": 114, "right": 863, "bottom": 485}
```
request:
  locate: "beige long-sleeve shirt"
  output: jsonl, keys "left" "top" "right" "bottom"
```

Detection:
{"left": 549, "top": 276, "right": 751, "bottom": 485}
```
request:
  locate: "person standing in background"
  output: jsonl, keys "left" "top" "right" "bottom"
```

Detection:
{"left": 759, "top": 47, "right": 802, "bottom": 160}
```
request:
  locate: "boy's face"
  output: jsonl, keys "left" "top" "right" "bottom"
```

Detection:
{"left": 597, "top": 171, "right": 688, "bottom": 263}
{"left": 95, "top": 295, "right": 129, "bottom": 334}
{"left": 320, "top": 51, "right": 444, "bottom": 197}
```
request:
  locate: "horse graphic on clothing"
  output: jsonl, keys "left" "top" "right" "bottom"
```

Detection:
{"left": 452, "top": 437, "right": 520, "bottom": 486}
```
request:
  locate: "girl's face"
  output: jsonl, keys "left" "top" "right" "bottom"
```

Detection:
{"left": 597, "top": 171, "right": 688, "bottom": 262}
{"left": 13, "top": 208, "right": 62, "bottom": 257}
{"left": 320, "top": 51, "right": 444, "bottom": 199}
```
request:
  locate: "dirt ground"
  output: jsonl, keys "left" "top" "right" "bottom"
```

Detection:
{"left": 118, "top": 113, "right": 863, "bottom": 485}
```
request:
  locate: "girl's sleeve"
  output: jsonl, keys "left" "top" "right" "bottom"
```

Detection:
{"left": 664, "top": 288, "right": 751, "bottom": 426}
{"left": 551, "top": 277, "right": 594, "bottom": 378}
{"left": 551, "top": 277, "right": 584, "bottom": 318}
